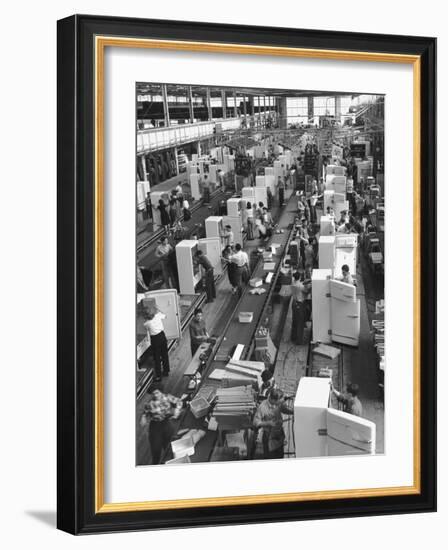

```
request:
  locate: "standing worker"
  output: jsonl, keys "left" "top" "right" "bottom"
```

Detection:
{"left": 290, "top": 271, "right": 310, "bottom": 344}
{"left": 140, "top": 383, "right": 183, "bottom": 464}
{"left": 189, "top": 307, "right": 210, "bottom": 356}
{"left": 253, "top": 388, "right": 293, "bottom": 459}
{"left": 278, "top": 176, "right": 285, "bottom": 206}
{"left": 195, "top": 249, "right": 216, "bottom": 303}
{"left": 331, "top": 382, "right": 363, "bottom": 416}
{"left": 155, "top": 236, "right": 174, "bottom": 289}
{"left": 144, "top": 306, "right": 171, "bottom": 382}
{"left": 157, "top": 198, "right": 170, "bottom": 232}
{"left": 222, "top": 224, "right": 235, "bottom": 247}
{"left": 246, "top": 202, "right": 255, "bottom": 240}
{"left": 230, "top": 243, "right": 250, "bottom": 294}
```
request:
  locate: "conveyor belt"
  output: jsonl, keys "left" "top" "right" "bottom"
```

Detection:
{"left": 207, "top": 191, "right": 298, "bottom": 373}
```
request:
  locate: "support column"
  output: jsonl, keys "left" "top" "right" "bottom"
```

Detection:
{"left": 140, "top": 155, "right": 148, "bottom": 181}
{"left": 263, "top": 96, "right": 267, "bottom": 126}
{"left": 278, "top": 97, "right": 288, "bottom": 129}
{"left": 162, "top": 84, "right": 170, "bottom": 127}
{"left": 206, "top": 87, "right": 212, "bottom": 121}
{"left": 243, "top": 95, "right": 247, "bottom": 120}
{"left": 233, "top": 90, "right": 238, "bottom": 118}
{"left": 174, "top": 147, "right": 179, "bottom": 175}
{"left": 221, "top": 90, "right": 227, "bottom": 119}
{"left": 307, "top": 96, "right": 314, "bottom": 124}
{"left": 188, "top": 86, "right": 194, "bottom": 123}
{"left": 335, "top": 95, "right": 341, "bottom": 123}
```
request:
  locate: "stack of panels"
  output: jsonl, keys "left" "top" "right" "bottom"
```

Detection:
{"left": 212, "top": 386, "right": 257, "bottom": 428}
{"left": 208, "top": 359, "right": 265, "bottom": 389}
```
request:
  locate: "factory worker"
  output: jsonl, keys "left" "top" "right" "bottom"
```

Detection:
{"left": 140, "top": 382, "right": 183, "bottom": 464}
{"left": 338, "top": 264, "right": 355, "bottom": 286}
{"left": 253, "top": 388, "right": 293, "bottom": 460}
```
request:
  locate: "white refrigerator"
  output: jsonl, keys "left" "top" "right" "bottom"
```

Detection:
{"left": 294, "top": 377, "right": 376, "bottom": 458}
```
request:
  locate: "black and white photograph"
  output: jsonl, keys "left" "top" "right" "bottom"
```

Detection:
{"left": 135, "top": 83, "right": 385, "bottom": 466}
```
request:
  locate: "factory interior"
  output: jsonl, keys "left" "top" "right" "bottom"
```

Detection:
{"left": 136, "top": 83, "right": 385, "bottom": 465}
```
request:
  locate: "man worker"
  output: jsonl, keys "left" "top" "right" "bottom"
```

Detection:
{"left": 155, "top": 236, "right": 174, "bottom": 288}
{"left": 222, "top": 224, "right": 235, "bottom": 247}
{"left": 230, "top": 243, "right": 250, "bottom": 293}
{"left": 258, "top": 369, "right": 278, "bottom": 401}
{"left": 195, "top": 249, "right": 216, "bottom": 302}
{"left": 140, "top": 382, "right": 183, "bottom": 464}
{"left": 290, "top": 271, "right": 311, "bottom": 343}
{"left": 338, "top": 264, "right": 355, "bottom": 286}
{"left": 144, "top": 306, "right": 171, "bottom": 382}
{"left": 253, "top": 388, "right": 294, "bottom": 459}
{"left": 331, "top": 382, "right": 363, "bottom": 417}
{"left": 189, "top": 307, "right": 210, "bottom": 356}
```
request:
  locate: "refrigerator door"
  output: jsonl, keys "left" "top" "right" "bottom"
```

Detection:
{"left": 326, "top": 408, "right": 376, "bottom": 456}
{"left": 330, "top": 281, "right": 360, "bottom": 346}
{"left": 329, "top": 279, "right": 356, "bottom": 302}
{"left": 144, "top": 289, "right": 181, "bottom": 341}
{"left": 198, "top": 238, "right": 223, "bottom": 274}
{"left": 334, "top": 246, "right": 357, "bottom": 276}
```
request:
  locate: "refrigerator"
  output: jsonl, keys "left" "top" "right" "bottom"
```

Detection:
{"left": 325, "top": 164, "right": 346, "bottom": 176}
{"left": 254, "top": 186, "right": 268, "bottom": 207}
{"left": 318, "top": 236, "right": 335, "bottom": 269}
{"left": 329, "top": 279, "right": 360, "bottom": 346}
{"left": 242, "top": 187, "right": 255, "bottom": 206}
{"left": 189, "top": 173, "right": 202, "bottom": 201}
{"left": 256, "top": 175, "right": 266, "bottom": 187}
{"left": 294, "top": 377, "right": 376, "bottom": 458}
{"left": 320, "top": 215, "right": 335, "bottom": 236}
{"left": 334, "top": 234, "right": 358, "bottom": 276}
{"left": 325, "top": 174, "right": 347, "bottom": 194}
{"left": 176, "top": 240, "right": 201, "bottom": 295}
{"left": 311, "top": 269, "right": 332, "bottom": 344}
{"left": 323, "top": 190, "right": 334, "bottom": 212}
{"left": 205, "top": 216, "right": 224, "bottom": 243}
{"left": 142, "top": 289, "right": 181, "bottom": 342}
{"left": 227, "top": 197, "right": 242, "bottom": 218}
{"left": 209, "top": 164, "right": 218, "bottom": 184}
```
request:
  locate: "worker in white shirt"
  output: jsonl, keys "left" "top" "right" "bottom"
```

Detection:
{"left": 155, "top": 236, "right": 174, "bottom": 288}
{"left": 175, "top": 183, "right": 183, "bottom": 197}
{"left": 144, "top": 307, "right": 171, "bottom": 382}
{"left": 338, "top": 264, "right": 355, "bottom": 286}
{"left": 309, "top": 190, "right": 322, "bottom": 223}
{"left": 222, "top": 224, "right": 235, "bottom": 247}
{"left": 230, "top": 243, "right": 249, "bottom": 295}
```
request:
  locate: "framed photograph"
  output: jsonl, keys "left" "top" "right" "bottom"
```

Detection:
{"left": 57, "top": 15, "right": 436, "bottom": 534}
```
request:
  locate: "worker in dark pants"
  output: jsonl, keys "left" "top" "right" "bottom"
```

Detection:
{"left": 195, "top": 249, "right": 216, "bottom": 303}
{"left": 278, "top": 176, "right": 285, "bottom": 206}
{"left": 144, "top": 307, "right": 171, "bottom": 382}
{"left": 140, "top": 383, "right": 183, "bottom": 464}
{"left": 290, "top": 271, "right": 310, "bottom": 344}
{"left": 253, "top": 388, "right": 293, "bottom": 459}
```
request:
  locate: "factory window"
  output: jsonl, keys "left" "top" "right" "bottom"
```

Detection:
{"left": 286, "top": 97, "right": 308, "bottom": 125}
{"left": 313, "top": 96, "right": 335, "bottom": 116}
